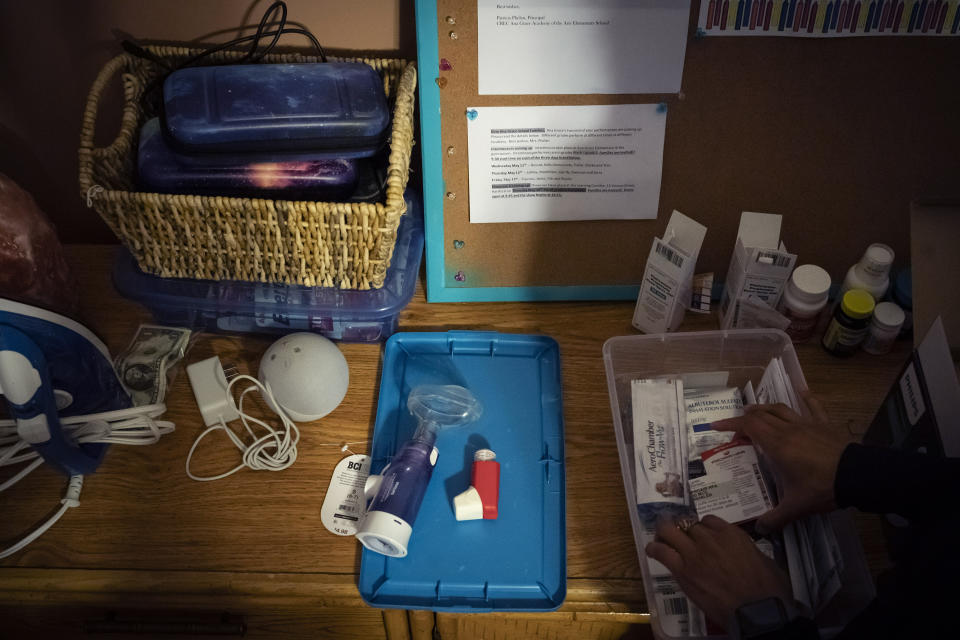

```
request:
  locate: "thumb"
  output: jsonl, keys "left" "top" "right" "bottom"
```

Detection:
{"left": 757, "top": 499, "right": 803, "bottom": 534}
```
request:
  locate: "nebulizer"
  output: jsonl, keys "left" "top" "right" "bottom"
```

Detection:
{"left": 355, "top": 384, "right": 482, "bottom": 558}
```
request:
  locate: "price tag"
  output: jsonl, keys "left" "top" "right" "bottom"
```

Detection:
{"left": 320, "top": 454, "right": 370, "bottom": 536}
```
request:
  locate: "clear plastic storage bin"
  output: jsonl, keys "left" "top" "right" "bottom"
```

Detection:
{"left": 112, "top": 192, "right": 423, "bottom": 342}
{"left": 602, "top": 329, "right": 875, "bottom": 640}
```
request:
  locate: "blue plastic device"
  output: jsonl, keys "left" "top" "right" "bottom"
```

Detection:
{"left": 162, "top": 62, "right": 390, "bottom": 154}
{"left": 0, "top": 298, "right": 131, "bottom": 476}
{"left": 358, "top": 331, "right": 566, "bottom": 612}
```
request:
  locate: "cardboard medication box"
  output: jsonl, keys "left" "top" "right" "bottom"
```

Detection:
{"left": 633, "top": 210, "right": 707, "bottom": 334}
{"left": 719, "top": 212, "right": 797, "bottom": 330}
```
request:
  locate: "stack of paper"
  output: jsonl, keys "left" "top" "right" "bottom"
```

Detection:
{"left": 631, "top": 378, "right": 706, "bottom": 637}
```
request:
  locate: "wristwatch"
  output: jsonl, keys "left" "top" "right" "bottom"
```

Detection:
{"left": 728, "top": 597, "right": 819, "bottom": 640}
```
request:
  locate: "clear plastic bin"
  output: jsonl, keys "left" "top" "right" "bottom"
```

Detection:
{"left": 112, "top": 191, "right": 423, "bottom": 342}
{"left": 602, "top": 329, "right": 876, "bottom": 640}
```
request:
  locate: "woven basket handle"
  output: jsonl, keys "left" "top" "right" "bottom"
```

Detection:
{"left": 78, "top": 54, "right": 141, "bottom": 193}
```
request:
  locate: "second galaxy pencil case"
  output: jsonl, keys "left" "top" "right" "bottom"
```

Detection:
{"left": 137, "top": 118, "right": 359, "bottom": 200}
{"left": 162, "top": 62, "right": 390, "bottom": 155}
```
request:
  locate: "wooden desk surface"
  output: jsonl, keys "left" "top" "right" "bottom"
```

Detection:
{"left": 0, "top": 246, "right": 907, "bottom": 616}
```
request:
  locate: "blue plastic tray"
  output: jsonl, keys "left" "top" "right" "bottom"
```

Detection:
{"left": 358, "top": 331, "right": 566, "bottom": 612}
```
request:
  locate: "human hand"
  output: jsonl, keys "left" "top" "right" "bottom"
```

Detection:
{"left": 712, "top": 392, "right": 850, "bottom": 533}
{"left": 645, "top": 514, "right": 793, "bottom": 629}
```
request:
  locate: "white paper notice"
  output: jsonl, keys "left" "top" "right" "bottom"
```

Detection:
{"left": 466, "top": 104, "right": 666, "bottom": 223}
{"left": 477, "top": 0, "right": 691, "bottom": 95}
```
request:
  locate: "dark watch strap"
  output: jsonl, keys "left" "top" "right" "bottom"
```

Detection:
{"left": 749, "top": 616, "right": 819, "bottom": 640}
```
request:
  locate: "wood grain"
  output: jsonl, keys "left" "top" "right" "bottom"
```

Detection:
{"left": 0, "top": 604, "right": 387, "bottom": 640}
{"left": 435, "top": 611, "right": 648, "bottom": 640}
{"left": 383, "top": 609, "right": 412, "bottom": 640}
{"left": 409, "top": 609, "right": 436, "bottom": 640}
{"left": 0, "top": 245, "right": 910, "bottom": 629}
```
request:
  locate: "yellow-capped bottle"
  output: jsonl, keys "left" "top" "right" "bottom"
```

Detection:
{"left": 822, "top": 289, "right": 876, "bottom": 357}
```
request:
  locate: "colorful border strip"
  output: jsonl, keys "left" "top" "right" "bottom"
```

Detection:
{"left": 698, "top": 0, "right": 960, "bottom": 35}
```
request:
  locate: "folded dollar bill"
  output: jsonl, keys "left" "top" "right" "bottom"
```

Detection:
{"left": 114, "top": 324, "right": 192, "bottom": 406}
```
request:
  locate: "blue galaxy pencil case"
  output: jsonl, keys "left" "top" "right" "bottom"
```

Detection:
{"left": 162, "top": 62, "right": 390, "bottom": 155}
{"left": 137, "top": 118, "right": 359, "bottom": 199}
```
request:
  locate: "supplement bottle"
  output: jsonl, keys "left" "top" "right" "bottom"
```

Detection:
{"left": 778, "top": 264, "right": 831, "bottom": 342}
{"left": 837, "top": 243, "right": 894, "bottom": 302}
{"left": 862, "top": 302, "right": 906, "bottom": 355}
{"left": 822, "top": 289, "right": 875, "bottom": 357}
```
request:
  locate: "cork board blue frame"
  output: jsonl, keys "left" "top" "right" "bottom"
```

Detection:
{"left": 414, "top": 0, "right": 643, "bottom": 302}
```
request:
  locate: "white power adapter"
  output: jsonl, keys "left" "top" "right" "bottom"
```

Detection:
{"left": 184, "top": 355, "right": 302, "bottom": 482}
{"left": 186, "top": 356, "right": 240, "bottom": 426}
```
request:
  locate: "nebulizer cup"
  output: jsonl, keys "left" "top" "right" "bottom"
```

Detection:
{"left": 356, "top": 385, "right": 482, "bottom": 557}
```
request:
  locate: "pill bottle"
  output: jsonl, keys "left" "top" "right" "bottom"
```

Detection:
{"left": 889, "top": 268, "right": 912, "bottom": 338}
{"left": 862, "top": 302, "right": 906, "bottom": 355}
{"left": 837, "top": 243, "right": 895, "bottom": 302}
{"left": 822, "top": 289, "right": 875, "bottom": 357}
{"left": 778, "top": 264, "right": 831, "bottom": 343}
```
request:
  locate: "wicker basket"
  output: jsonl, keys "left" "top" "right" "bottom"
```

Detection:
{"left": 79, "top": 46, "right": 416, "bottom": 289}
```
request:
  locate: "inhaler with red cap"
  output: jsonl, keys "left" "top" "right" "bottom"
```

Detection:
{"left": 454, "top": 448, "right": 500, "bottom": 520}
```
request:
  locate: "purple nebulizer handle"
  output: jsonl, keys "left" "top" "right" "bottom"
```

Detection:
{"left": 356, "top": 385, "right": 481, "bottom": 558}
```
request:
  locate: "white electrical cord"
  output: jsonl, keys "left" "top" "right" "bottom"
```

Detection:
{"left": 0, "top": 458, "right": 43, "bottom": 493}
{"left": 0, "top": 475, "right": 83, "bottom": 560}
{"left": 0, "top": 403, "right": 174, "bottom": 443}
{"left": 0, "top": 403, "right": 174, "bottom": 559}
{"left": 186, "top": 374, "right": 300, "bottom": 482}
{"left": 0, "top": 404, "right": 174, "bottom": 491}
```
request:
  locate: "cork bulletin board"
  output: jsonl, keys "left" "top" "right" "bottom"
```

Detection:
{"left": 415, "top": 0, "right": 960, "bottom": 302}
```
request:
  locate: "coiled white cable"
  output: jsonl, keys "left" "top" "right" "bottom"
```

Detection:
{"left": 0, "top": 404, "right": 174, "bottom": 491}
{"left": 0, "top": 403, "right": 174, "bottom": 443}
{"left": 185, "top": 374, "right": 300, "bottom": 482}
